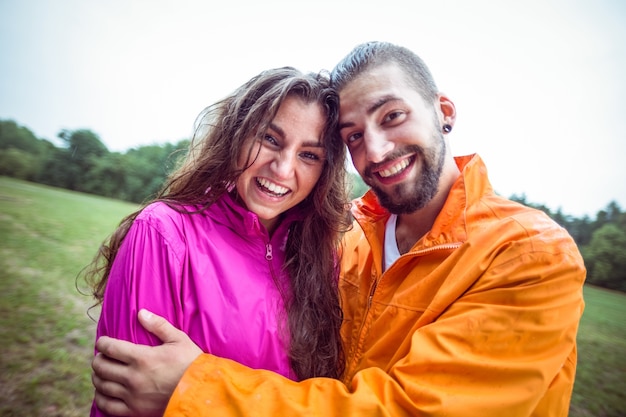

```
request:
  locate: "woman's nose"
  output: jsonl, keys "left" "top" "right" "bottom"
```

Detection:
{"left": 271, "top": 150, "right": 296, "bottom": 179}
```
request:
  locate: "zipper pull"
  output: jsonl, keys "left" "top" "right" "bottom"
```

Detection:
{"left": 265, "top": 243, "right": 273, "bottom": 260}
{"left": 368, "top": 279, "right": 378, "bottom": 308}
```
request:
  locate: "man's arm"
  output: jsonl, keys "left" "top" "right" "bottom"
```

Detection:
{"left": 92, "top": 309, "right": 202, "bottom": 417}
{"left": 94, "top": 248, "right": 585, "bottom": 417}
{"left": 92, "top": 310, "right": 380, "bottom": 416}
{"left": 162, "top": 247, "right": 585, "bottom": 416}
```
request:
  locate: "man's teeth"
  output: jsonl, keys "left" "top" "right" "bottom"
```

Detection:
{"left": 257, "top": 178, "right": 289, "bottom": 196}
{"left": 379, "top": 159, "right": 410, "bottom": 178}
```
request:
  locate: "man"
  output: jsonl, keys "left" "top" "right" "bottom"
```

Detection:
{"left": 92, "top": 41, "right": 586, "bottom": 416}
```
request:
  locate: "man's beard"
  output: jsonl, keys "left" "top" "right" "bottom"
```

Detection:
{"left": 365, "top": 134, "right": 446, "bottom": 215}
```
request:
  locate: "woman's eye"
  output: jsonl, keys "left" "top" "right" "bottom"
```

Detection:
{"left": 346, "top": 132, "right": 362, "bottom": 144}
{"left": 264, "top": 134, "right": 279, "bottom": 146}
{"left": 300, "top": 151, "right": 322, "bottom": 161}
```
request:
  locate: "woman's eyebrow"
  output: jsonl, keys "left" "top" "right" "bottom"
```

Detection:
{"left": 269, "top": 122, "right": 323, "bottom": 147}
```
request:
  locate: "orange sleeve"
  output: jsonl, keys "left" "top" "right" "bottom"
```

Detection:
{"left": 165, "top": 234, "right": 585, "bottom": 417}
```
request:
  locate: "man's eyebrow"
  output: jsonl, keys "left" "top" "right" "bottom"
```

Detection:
{"left": 368, "top": 95, "right": 400, "bottom": 114}
{"left": 338, "top": 95, "right": 401, "bottom": 131}
{"left": 268, "top": 122, "right": 324, "bottom": 147}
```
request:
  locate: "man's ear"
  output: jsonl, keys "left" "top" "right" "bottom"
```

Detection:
{"left": 437, "top": 93, "right": 456, "bottom": 129}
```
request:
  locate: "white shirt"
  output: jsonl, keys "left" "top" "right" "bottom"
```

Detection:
{"left": 384, "top": 214, "right": 401, "bottom": 271}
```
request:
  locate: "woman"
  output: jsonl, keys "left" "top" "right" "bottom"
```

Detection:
{"left": 84, "top": 67, "right": 350, "bottom": 416}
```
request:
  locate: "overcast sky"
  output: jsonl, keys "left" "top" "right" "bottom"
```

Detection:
{"left": 1, "top": 0, "right": 625, "bottom": 217}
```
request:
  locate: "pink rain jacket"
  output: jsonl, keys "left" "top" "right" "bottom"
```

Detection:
{"left": 91, "top": 191, "right": 300, "bottom": 416}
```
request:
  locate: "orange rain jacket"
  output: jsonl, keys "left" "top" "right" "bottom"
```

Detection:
{"left": 165, "top": 154, "right": 586, "bottom": 417}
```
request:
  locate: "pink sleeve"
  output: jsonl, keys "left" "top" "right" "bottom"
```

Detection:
{"left": 91, "top": 215, "right": 184, "bottom": 416}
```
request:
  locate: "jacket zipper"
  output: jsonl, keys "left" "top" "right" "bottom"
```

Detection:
{"left": 367, "top": 279, "right": 377, "bottom": 308}
{"left": 368, "top": 242, "right": 461, "bottom": 307}
{"left": 265, "top": 243, "right": 273, "bottom": 260}
{"left": 252, "top": 217, "right": 279, "bottom": 299}
{"left": 349, "top": 242, "right": 462, "bottom": 377}
{"left": 265, "top": 242, "right": 277, "bottom": 283}
{"left": 410, "top": 243, "right": 462, "bottom": 256}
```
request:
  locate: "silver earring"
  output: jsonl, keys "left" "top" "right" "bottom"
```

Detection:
{"left": 443, "top": 124, "right": 452, "bottom": 133}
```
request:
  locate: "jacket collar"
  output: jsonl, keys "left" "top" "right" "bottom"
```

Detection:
{"left": 351, "top": 154, "right": 493, "bottom": 248}
{"left": 208, "top": 190, "right": 304, "bottom": 240}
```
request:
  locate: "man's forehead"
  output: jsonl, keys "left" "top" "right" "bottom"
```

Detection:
{"left": 340, "top": 64, "right": 409, "bottom": 99}
{"left": 339, "top": 84, "right": 410, "bottom": 123}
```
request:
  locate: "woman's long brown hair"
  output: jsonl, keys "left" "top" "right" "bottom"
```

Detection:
{"left": 82, "top": 67, "right": 350, "bottom": 380}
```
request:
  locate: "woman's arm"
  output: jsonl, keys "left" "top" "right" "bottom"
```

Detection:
{"left": 91, "top": 209, "right": 184, "bottom": 416}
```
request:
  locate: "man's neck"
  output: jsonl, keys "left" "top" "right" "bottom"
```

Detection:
{"left": 394, "top": 164, "right": 460, "bottom": 254}
{"left": 395, "top": 204, "right": 440, "bottom": 254}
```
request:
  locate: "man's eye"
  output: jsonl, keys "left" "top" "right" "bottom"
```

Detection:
{"left": 384, "top": 111, "right": 403, "bottom": 123}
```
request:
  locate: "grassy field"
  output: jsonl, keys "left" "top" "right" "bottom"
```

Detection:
{"left": 571, "top": 285, "right": 626, "bottom": 417}
{"left": 0, "top": 177, "right": 138, "bottom": 416}
{"left": 0, "top": 176, "right": 625, "bottom": 416}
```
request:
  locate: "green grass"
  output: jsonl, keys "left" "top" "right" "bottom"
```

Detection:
{"left": 0, "top": 176, "right": 624, "bottom": 416}
{"left": 0, "top": 177, "right": 137, "bottom": 416}
{"left": 570, "top": 285, "right": 626, "bottom": 417}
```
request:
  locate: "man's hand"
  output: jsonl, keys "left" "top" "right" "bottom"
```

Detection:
{"left": 92, "top": 309, "right": 203, "bottom": 417}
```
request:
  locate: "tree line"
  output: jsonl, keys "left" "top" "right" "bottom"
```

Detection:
{"left": 0, "top": 119, "right": 188, "bottom": 203}
{"left": 2, "top": 118, "right": 625, "bottom": 292}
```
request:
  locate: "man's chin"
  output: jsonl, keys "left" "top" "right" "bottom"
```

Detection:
{"left": 371, "top": 188, "right": 422, "bottom": 214}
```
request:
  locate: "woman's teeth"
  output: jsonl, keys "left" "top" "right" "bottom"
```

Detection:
{"left": 256, "top": 178, "right": 289, "bottom": 196}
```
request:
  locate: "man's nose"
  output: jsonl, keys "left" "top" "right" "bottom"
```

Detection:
{"left": 364, "top": 130, "right": 393, "bottom": 163}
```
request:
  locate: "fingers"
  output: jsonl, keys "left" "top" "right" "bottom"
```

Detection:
{"left": 92, "top": 370, "right": 127, "bottom": 401}
{"left": 92, "top": 351, "right": 130, "bottom": 386}
{"left": 96, "top": 335, "right": 140, "bottom": 364}
{"left": 138, "top": 308, "right": 183, "bottom": 344}
{"left": 93, "top": 390, "right": 133, "bottom": 416}
{"left": 92, "top": 358, "right": 134, "bottom": 416}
